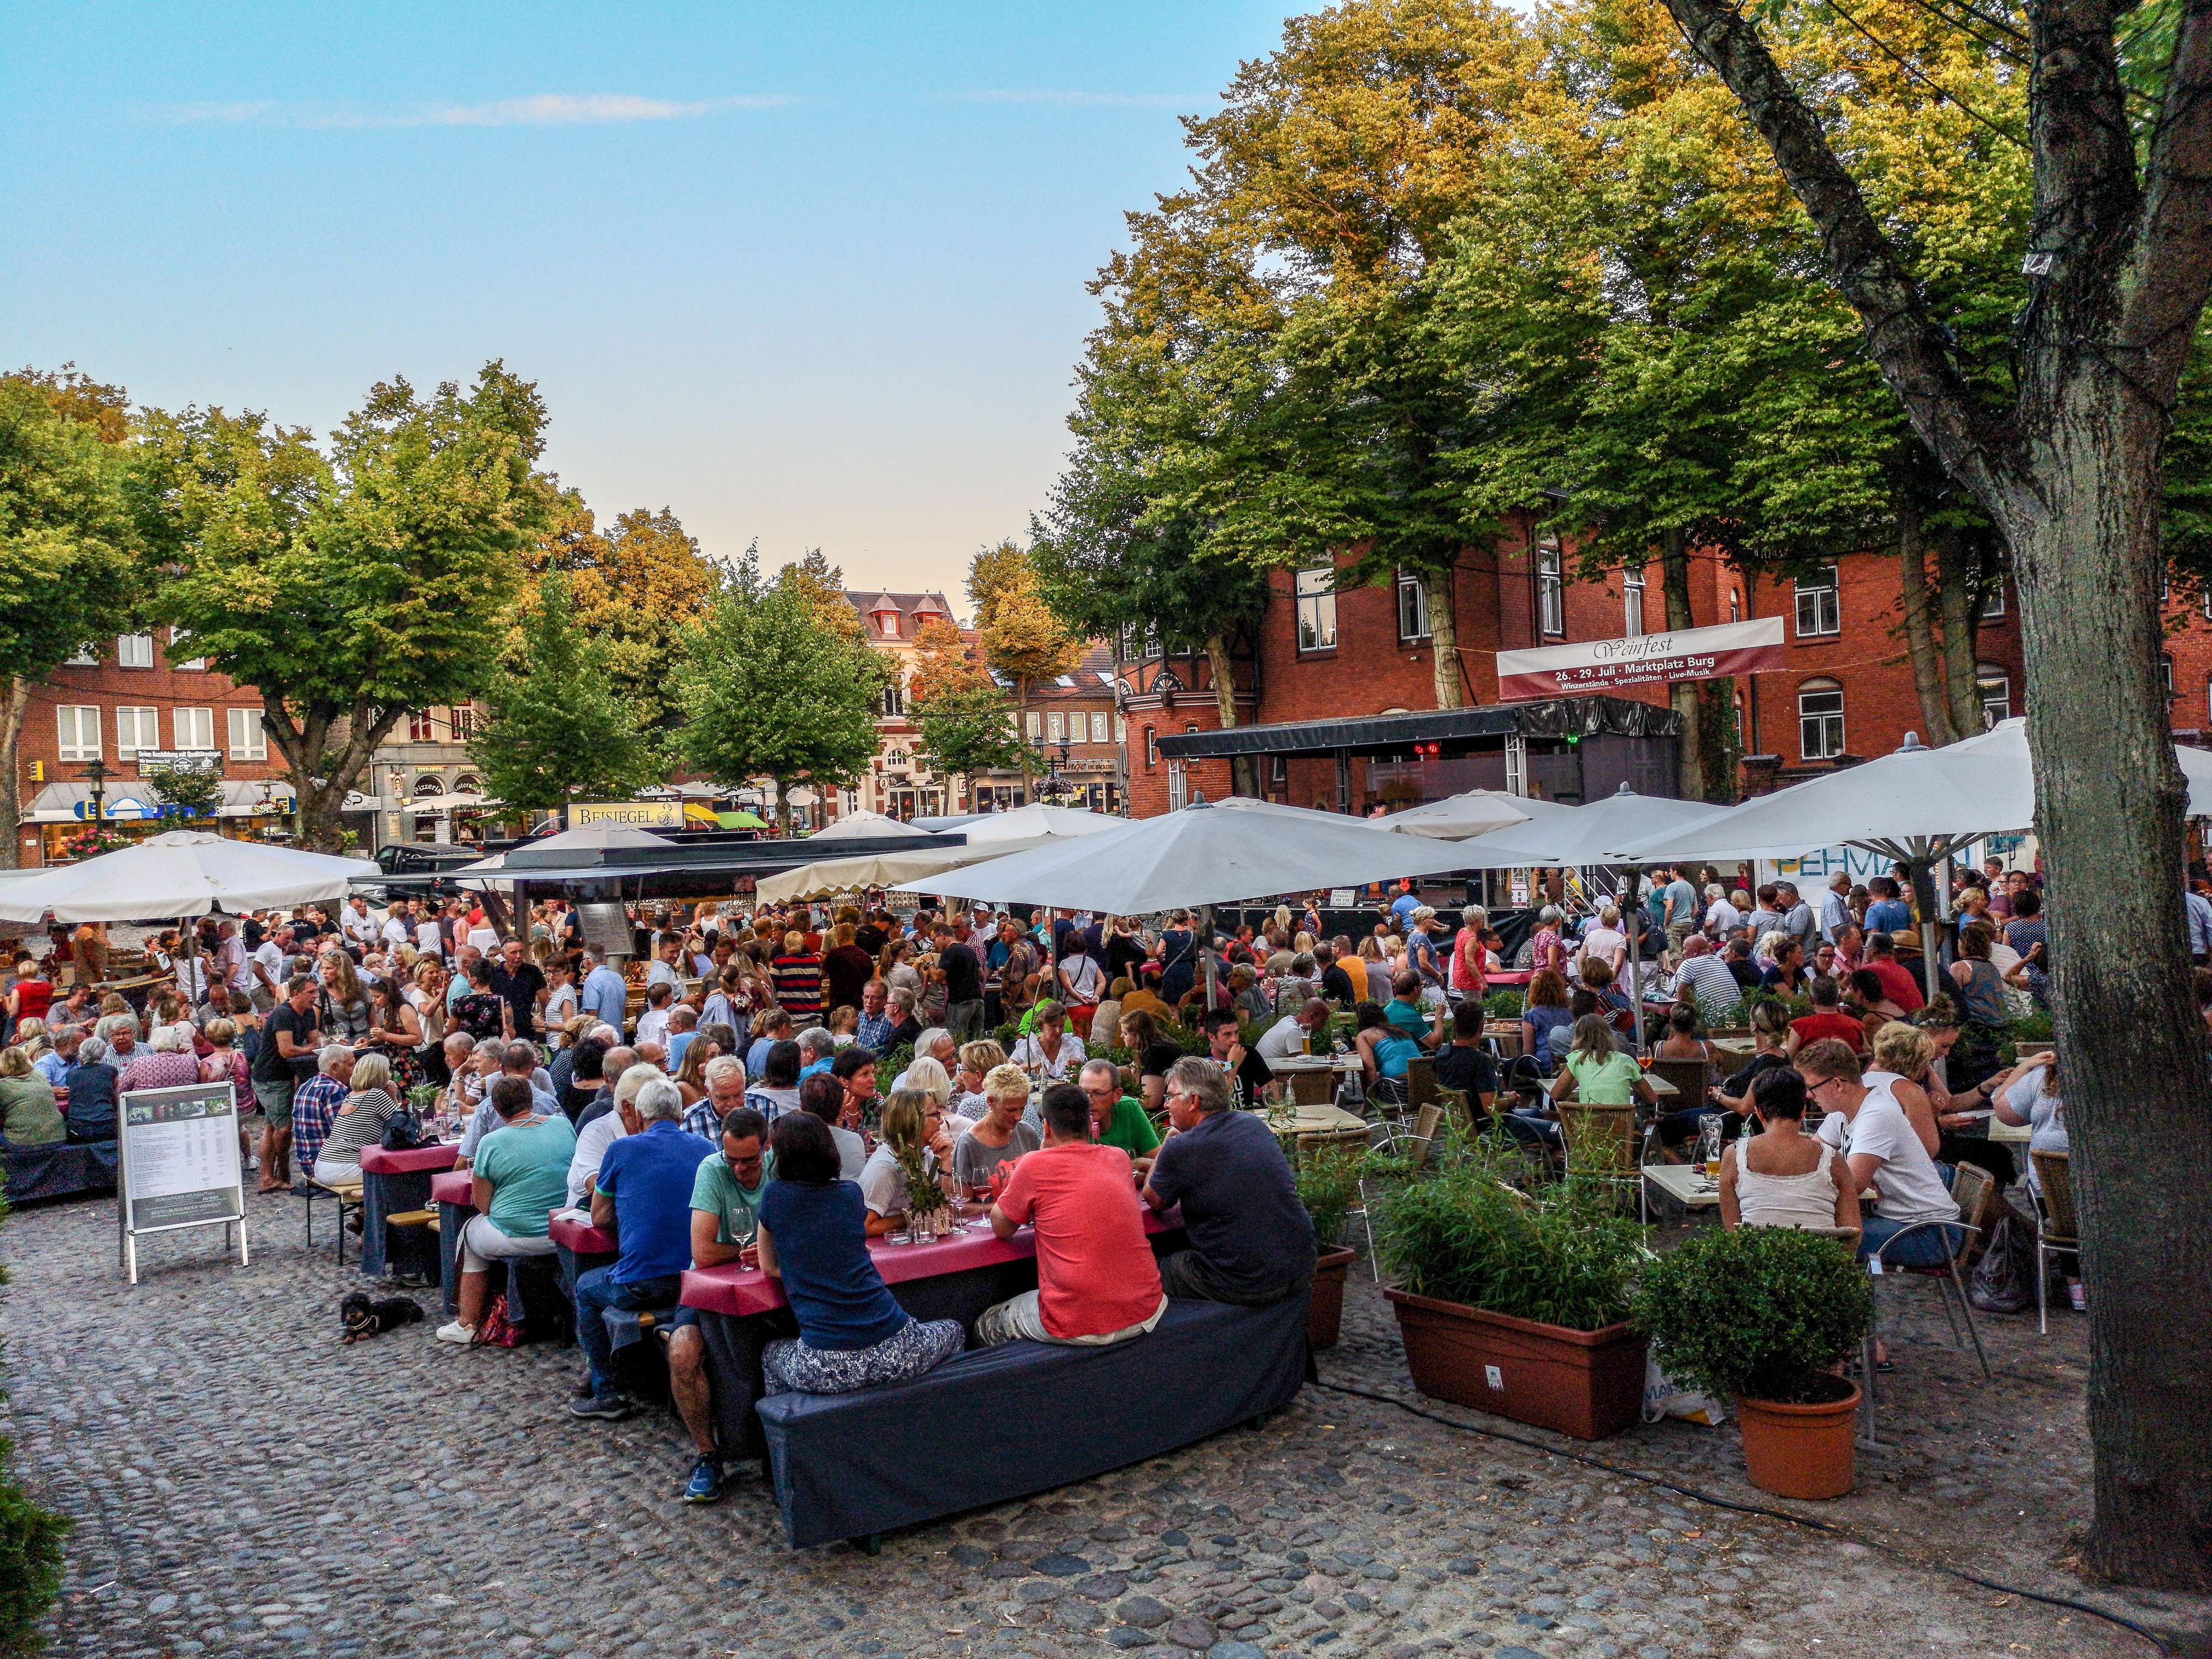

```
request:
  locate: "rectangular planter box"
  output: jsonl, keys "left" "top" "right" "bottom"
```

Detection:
{"left": 1384, "top": 1287, "right": 1647, "bottom": 1440}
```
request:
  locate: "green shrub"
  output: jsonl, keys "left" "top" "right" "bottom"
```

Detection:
{"left": 1482, "top": 988, "right": 1524, "bottom": 1022}
{"left": 1370, "top": 1160, "right": 1646, "bottom": 1332}
{"left": 0, "top": 1196, "right": 67, "bottom": 1656}
{"left": 1295, "top": 1146, "right": 1367, "bottom": 1253}
{"left": 1635, "top": 1225, "right": 1873, "bottom": 1405}
{"left": 2008, "top": 1011, "right": 2053, "bottom": 1043}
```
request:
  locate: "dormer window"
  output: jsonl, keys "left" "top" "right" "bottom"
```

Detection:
{"left": 873, "top": 608, "right": 901, "bottom": 638}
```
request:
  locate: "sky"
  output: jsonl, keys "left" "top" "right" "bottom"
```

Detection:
{"left": 1, "top": 1, "right": 1298, "bottom": 607}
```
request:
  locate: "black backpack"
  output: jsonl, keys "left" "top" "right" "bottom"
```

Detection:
{"left": 1968, "top": 1199, "right": 2039, "bottom": 1313}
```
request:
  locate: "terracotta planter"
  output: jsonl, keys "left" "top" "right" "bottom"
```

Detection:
{"left": 1384, "top": 1287, "right": 1646, "bottom": 1440}
{"left": 1735, "top": 1379, "right": 1860, "bottom": 1499}
{"left": 1308, "top": 1248, "right": 1357, "bottom": 1350}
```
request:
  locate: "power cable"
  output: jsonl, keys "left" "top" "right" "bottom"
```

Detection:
{"left": 1310, "top": 1378, "right": 2171, "bottom": 1652}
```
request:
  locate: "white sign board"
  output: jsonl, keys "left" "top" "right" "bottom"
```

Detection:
{"left": 118, "top": 1081, "right": 247, "bottom": 1284}
{"left": 1328, "top": 889, "right": 1357, "bottom": 910}
{"left": 577, "top": 902, "right": 637, "bottom": 959}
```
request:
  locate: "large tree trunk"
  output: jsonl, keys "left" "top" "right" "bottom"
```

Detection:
{"left": 0, "top": 678, "right": 29, "bottom": 869}
{"left": 1936, "top": 536, "right": 1985, "bottom": 740}
{"left": 1425, "top": 571, "right": 1465, "bottom": 711}
{"left": 2013, "top": 396, "right": 2212, "bottom": 1590}
{"left": 1897, "top": 501, "right": 1960, "bottom": 744}
{"left": 1657, "top": 529, "right": 1709, "bottom": 798}
{"left": 1204, "top": 633, "right": 1239, "bottom": 730}
{"left": 262, "top": 695, "right": 400, "bottom": 853}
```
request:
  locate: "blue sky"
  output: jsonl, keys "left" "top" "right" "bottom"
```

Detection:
{"left": 1, "top": 2, "right": 1295, "bottom": 602}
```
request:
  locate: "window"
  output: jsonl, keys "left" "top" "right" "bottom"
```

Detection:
{"left": 879, "top": 681, "right": 904, "bottom": 718}
{"left": 407, "top": 711, "right": 435, "bottom": 743}
{"left": 1167, "top": 759, "right": 1189, "bottom": 810}
{"left": 1114, "top": 714, "right": 1126, "bottom": 743}
{"left": 413, "top": 775, "right": 445, "bottom": 797}
{"left": 1983, "top": 584, "right": 2007, "bottom": 620}
{"left": 1046, "top": 712, "right": 1066, "bottom": 743}
{"left": 872, "top": 608, "right": 900, "bottom": 639}
{"left": 1623, "top": 567, "right": 1646, "bottom": 638}
{"left": 1089, "top": 711, "right": 1109, "bottom": 743}
{"left": 1798, "top": 679, "right": 1845, "bottom": 760}
{"left": 115, "top": 706, "right": 159, "bottom": 759}
{"left": 1144, "top": 726, "right": 1158, "bottom": 770}
{"left": 453, "top": 774, "right": 482, "bottom": 796}
{"left": 1794, "top": 566, "right": 1840, "bottom": 637}
{"left": 1537, "top": 537, "right": 1564, "bottom": 636}
{"left": 1395, "top": 571, "right": 1431, "bottom": 642}
{"left": 1976, "top": 666, "right": 2011, "bottom": 729}
{"left": 1026, "top": 711, "right": 1042, "bottom": 740}
{"left": 170, "top": 627, "right": 207, "bottom": 670}
{"left": 448, "top": 705, "right": 480, "bottom": 742}
{"left": 117, "top": 633, "right": 155, "bottom": 669}
{"left": 174, "top": 707, "right": 214, "bottom": 750}
{"left": 1729, "top": 588, "right": 1741, "bottom": 624}
{"left": 56, "top": 706, "right": 101, "bottom": 761}
{"left": 228, "top": 707, "right": 267, "bottom": 761}
{"left": 1295, "top": 567, "right": 1338, "bottom": 652}
{"left": 1145, "top": 624, "right": 1163, "bottom": 660}
{"left": 65, "top": 643, "right": 98, "bottom": 667}
{"left": 2163, "top": 653, "right": 2176, "bottom": 698}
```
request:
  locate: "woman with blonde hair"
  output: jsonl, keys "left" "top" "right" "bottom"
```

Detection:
{"left": 857, "top": 1088, "right": 951, "bottom": 1235}
{"left": 672, "top": 1031, "right": 715, "bottom": 1107}
{"left": 951, "top": 1065, "right": 1041, "bottom": 1196}
{"left": 1868, "top": 1015, "right": 2012, "bottom": 1183}
{"left": 952, "top": 1040, "right": 1005, "bottom": 1120}
{"left": 312, "top": 1052, "right": 400, "bottom": 1183}
{"left": 318, "top": 950, "right": 373, "bottom": 1044}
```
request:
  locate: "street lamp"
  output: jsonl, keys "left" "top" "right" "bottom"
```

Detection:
{"left": 1037, "top": 738, "right": 1074, "bottom": 804}
{"left": 81, "top": 757, "right": 110, "bottom": 826}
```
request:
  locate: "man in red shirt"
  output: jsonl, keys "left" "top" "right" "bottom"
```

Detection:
{"left": 974, "top": 1082, "right": 1167, "bottom": 1348}
{"left": 1862, "top": 932, "right": 1926, "bottom": 1015}
{"left": 1784, "top": 976, "right": 1873, "bottom": 1056}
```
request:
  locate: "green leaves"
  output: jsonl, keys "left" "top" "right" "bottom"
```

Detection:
{"left": 1635, "top": 1222, "right": 1873, "bottom": 1403}
{"left": 467, "top": 572, "right": 665, "bottom": 813}
{"left": 913, "top": 684, "right": 1027, "bottom": 782}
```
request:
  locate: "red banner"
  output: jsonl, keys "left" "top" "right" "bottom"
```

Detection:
{"left": 1496, "top": 617, "right": 1787, "bottom": 701}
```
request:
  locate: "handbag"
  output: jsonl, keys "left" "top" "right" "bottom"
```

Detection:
{"left": 1968, "top": 1200, "right": 2039, "bottom": 1313}
{"left": 471, "top": 1292, "right": 524, "bottom": 1348}
{"left": 380, "top": 1103, "right": 425, "bottom": 1151}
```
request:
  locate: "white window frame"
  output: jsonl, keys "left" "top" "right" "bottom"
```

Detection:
{"left": 1794, "top": 566, "right": 1840, "bottom": 638}
{"left": 170, "top": 627, "right": 208, "bottom": 670}
{"left": 1295, "top": 567, "right": 1338, "bottom": 652}
{"left": 117, "top": 632, "right": 155, "bottom": 669}
{"left": 1144, "top": 726, "right": 1158, "bottom": 770}
{"left": 1623, "top": 567, "right": 1646, "bottom": 639}
{"left": 1983, "top": 584, "right": 2007, "bottom": 621}
{"left": 1046, "top": 712, "right": 1066, "bottom": 743}
{"left": 115, "top": 705, "right": 160, "bottom": 759}
{"left": 1537, "top": 538, "right": 1565, "bottom": 637}
{"left": 2163, "top": 654, "right": 2176, "bottom": 698}
{"left": 228, "top": 706, "right": 267, "bottom": 761}
{"left": 1026, "top": 710, "right": 1042, "bottom": 740}
{"left": 1798, "top": 680, "right": 1845, "bottom": 761}
{"left": 174, "top": 707, "right": 215, "bottom": 750}
{"left": 1975, "top": 666, "right": 2011, "bottom": 729}
{"left": 1167, "top": 759, "right": 1189, "bottom": 810}
{"left": 1395, "top": 570, "right": 1432, "bottom": 643}
{"left": 1089, "top": 711, "right": 1110, "bottom": 743}
{"left": 56, "top": 705, "right": 102, "bottom": 761}
{"left": 65, "top": 643, "right": 98, "bottom": 667}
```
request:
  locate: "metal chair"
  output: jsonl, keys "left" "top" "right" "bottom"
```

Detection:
{"left": 1856, "top": 1173, "right": 1991, "bottom": 1444}
{"left": 2030, "top": 1150, "right": 2079, "bottom": 1335}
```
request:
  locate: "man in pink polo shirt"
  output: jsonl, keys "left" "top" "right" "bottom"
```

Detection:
{"left": 974, "top": 1082, "right": 1167, "bottom": 1348}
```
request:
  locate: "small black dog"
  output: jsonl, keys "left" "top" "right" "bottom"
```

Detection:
{"left": 340, "top": 1292, "right": 426, "bottom": 1343}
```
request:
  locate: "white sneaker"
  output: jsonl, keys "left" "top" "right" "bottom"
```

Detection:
{"left": 243, "top": 1156, "right": 260, "bottom": 1172}
{"left": 434, "top": 1321, "right": 475, "bottom": 1345}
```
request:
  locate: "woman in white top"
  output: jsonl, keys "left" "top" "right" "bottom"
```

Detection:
{"left": 858, "top": 1090, "right": 952, "bottom": 1235}
{"left": 542, "top": 961, "right": 580, "bottom": 1045}
{"left": 1008, "top": 1001, "right": 1087, "bottom": 1082}
{"left": 1719, "top": 1068, "right": 1860, "bottom": 1240}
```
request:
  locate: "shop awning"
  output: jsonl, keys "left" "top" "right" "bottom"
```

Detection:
{"left": 1155, "top": 695, "right": 1685, "bottom": 760}
{"left": 26, "top": 780, "right": 304, "bottom": 823}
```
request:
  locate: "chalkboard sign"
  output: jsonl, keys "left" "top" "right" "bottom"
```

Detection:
{"left": 577, "top": 902, "right": 637, "bottom": 959}
{"left": 118, "top": 1081, "right": 247, "bottom": 1284}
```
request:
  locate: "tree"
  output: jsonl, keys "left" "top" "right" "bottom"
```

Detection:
{"left": 0, "top": 367, "right": 142, "bottom": 866}
{"left": 905, "top": 617, "right": 991, "bottom": 707}
{"left": 776, "top": 546, "right": 869, "bottom": 641}
{"left": 468, "top": 573, "right": 664, "bottom": 816}
{"left": 1658, "top": 0, "right": 2212, "bottom": 1585}
{"left": 522, "top": 497, "right": 715, "bottom": 731}
{"left": 913, "top": 684, "right": 1029, "bottom": 784}
{"left": 969, "top": 540, "right": 1079, "bottom": 773}
{"left": 139, "top": 363, "right": 556, "bottom": 851}
{"left": 140, "top": 759, "right": 222, "bottom": 822}
{"left": 674, "top": 550, "right": 886, "bottom": 831}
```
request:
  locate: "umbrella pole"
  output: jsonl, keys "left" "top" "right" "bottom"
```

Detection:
{"left": 1200, "top": 904, "right": 1219, "bottom": 1014}
{"left": 1623, "top": 866, "right": 1646, "bottom": 1054}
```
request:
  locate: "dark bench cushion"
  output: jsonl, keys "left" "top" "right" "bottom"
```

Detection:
{"left": 2, "top": 1139, "right": 118, "bottom": 1204}
{"left": 754, "top": 1292, "right": 1310, "bottom": 1549}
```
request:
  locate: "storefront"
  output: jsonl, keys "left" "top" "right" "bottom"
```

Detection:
{"left": 23, "top": 780, "right": 301, "bottom": 865}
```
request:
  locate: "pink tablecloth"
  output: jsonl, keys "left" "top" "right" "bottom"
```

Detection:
{"left": 359, "top": 1141, "right": 459, "bottom": 1176}
{"left": 681, "top": 1206, "right": 1183, "bottom": 1318}
{"left": 547, "top": 1210, "right": 617, "bottom": 1254}
{"left": 430, "top": 1170, "right": 473, "bottom": 1207}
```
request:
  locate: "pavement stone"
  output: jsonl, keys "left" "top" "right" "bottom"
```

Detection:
{"left": 0, "top": 1184, "right": 2201, "bottom": 1657}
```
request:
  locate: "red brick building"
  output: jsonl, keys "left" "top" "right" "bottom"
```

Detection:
{"left": 15, "top": 628, "right": 289, "bottom": 865}
{"left": 1129, "top": 519, "right": 2212, "bottom": 816}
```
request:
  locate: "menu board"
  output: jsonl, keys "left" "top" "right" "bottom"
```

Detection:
{"left": 577, "top": 902, "right": 637, "bottom": 959}
{"left": 119, "top": 1082, "right": 246, "bottom": 1282}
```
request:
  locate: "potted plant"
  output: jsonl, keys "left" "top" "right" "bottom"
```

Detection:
{"left": 1636, "top": 1226, "right": 1874, "bottom": 1499}
{"left": 1372, "top": 1165, "right": 1649, "bottom": 1439}
{"left": 1295, "top": 1146, "right": 1366, "bottom": 1349}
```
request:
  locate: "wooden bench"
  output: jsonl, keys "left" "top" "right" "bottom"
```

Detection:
{"left": 303, "top": 1178, "right": 364, "bottom": 1265}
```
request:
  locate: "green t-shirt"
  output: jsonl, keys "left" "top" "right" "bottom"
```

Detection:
{"left": 1096, "top": 1095, "right": 1161, "bottom": 1157}
{"left": 690, "top": 1148, "right": 775, "bottom": 1247}
{"left": 472, "top": 1114, "right": 577, "bottom": 1239}
{"left": 1383, "top": 998, "right": 1430, "bottom": 1040}
{"left": 1564, "top": 1050, "right": 1643, "bottom": 1106}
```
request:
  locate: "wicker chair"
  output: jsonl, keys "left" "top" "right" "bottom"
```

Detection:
{"left": 2030, "top": 1149, "right": 2079, "bottom": 1335}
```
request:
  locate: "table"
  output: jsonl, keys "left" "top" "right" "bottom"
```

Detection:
{"left": 1988, "top": 1116, "right": 2032, "bottom": 1145}
{"left": 1546, "top": 1070, "right": 1679, "bottom": 1100}
{"left": 431, "top": 1168, "right": 475, "bottom": 1314}
{"left": 1708, "top": 1036, "right": 1757, "bottom": 1059}
{"left": 680, "top": 1208, "right": 1187, "bottom": 1464}
{"left": 356, "top": 1140, "right": 457, "bottom": 1280}
{"left": 1640, "top": 1161, "right": 1722, "bottom": 1218}
{"left": 548, "top": 1206, "right": 619, "bottom": 1303}
{"left": 1262, "top": 1053, "right": 1361, "bottom": 1077}
{"left": 1243, "top": 1102, "right": 1373, "bottom": 1148}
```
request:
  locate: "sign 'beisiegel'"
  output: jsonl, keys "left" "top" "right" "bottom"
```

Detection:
{"left": 1494, "top": 615, "right": 1787, "bottom": 701}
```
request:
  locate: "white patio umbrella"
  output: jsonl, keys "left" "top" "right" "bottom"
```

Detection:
{"left": 755, "top": 804, "right": 1119, "bottom": 905}
{"left": 897, "top": 796, "right": 1488, "bottom": 1009}
{"left": 1376, "top": 789, "right": 1542, "bottom": 841}
{"left": 0, "top": 831, "right": 379, "bottom": 924}
{"left": 809, "top": 809, "right": 933, "bottom": 842}
{"left": 1606, "top": 718, "right": 2212, "bottom": 1000}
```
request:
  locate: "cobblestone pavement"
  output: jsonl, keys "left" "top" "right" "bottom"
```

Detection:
{"left": 2, "top": 1186, "right": 2194, "bottom": 1659}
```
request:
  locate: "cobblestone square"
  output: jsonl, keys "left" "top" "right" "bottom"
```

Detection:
{"left": 4, "top": 1186, "right": 2197, "bottom": 1659}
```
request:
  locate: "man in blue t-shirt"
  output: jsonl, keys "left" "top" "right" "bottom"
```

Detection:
{"left": 570, "top": 1077, "right": 712, "bottom": 1419}
{"left": 1863, "top": 875, "right": 1914, "bottom": 938}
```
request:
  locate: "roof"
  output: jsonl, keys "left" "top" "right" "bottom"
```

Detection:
{"left": 1156, "top": 695, "right": 1685, "bottom": 758}
{"left": 1025, "top": 642, "right": 1120, "bottom": 703}
{"left": 842, "top": 590, "right": 957, "bottom": 641}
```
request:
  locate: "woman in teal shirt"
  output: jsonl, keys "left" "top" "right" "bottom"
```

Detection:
{"left": 1354, "top": 1004, "right": 1425, "bottom": 1104}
